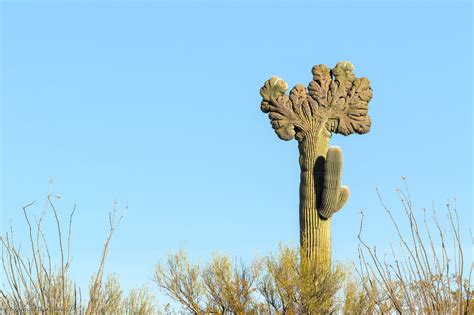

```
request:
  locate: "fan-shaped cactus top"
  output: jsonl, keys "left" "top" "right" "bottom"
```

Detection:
{"left": 260, "top": 61, "right": 372, "bottom": 141}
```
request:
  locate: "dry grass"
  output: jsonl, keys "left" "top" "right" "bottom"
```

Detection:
{"left": 2, "top": 182, "right": 472, "bottom": 314}
{"left": 1, "top": 195, "right": 80, "bottom": 313}
{"left": 0, "top": 191, "right": 157, "bottom": 314}
{"left": 154, "top": 182, "right": 472, "bottom": 314}
{"left": 355, "top": 181, "right": 473, "bottom": 314}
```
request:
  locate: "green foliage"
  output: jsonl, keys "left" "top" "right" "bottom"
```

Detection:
{"left": 153, "top": 251, "right": 262, "bottom": 314}
{"left": 202, "top": 254, "right": 261, "bottom": 313}
{"left": 153, "top": 246, "right": 346, "bottom": 313}
{"left": 259, "top": 245, "right": 345, "bottom": 313}
{"left": 153, "top": 249, "right": 203, "bottom": 314}
{"left": 90, "top": 273, "right": 157, "bottom": 314}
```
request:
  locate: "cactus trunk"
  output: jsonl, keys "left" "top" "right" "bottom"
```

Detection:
{"left": 259, "top": 62, "right": 372, "bottom": 272}
{"left": 298, "top": 131, "right": 331, "bottom": 269}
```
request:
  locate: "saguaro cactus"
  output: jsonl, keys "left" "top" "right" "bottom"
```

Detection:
{"left": 259, "top": 62, "right": 372, "bottom": 269}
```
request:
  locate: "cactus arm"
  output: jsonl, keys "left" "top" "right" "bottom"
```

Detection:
{"left": 318, "top": 147, "right": 350, "bottom": 219}
{"left": 335, "top": 186, "right": 350, "bottom": 213}
{"left": 318, "top": 147, "right": 343, "bottom": 219}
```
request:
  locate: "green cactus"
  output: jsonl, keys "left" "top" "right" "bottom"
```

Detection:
{"left": 319, "top": 147, "right": 350, "bottom": 220}
{"left": 259, "top": 62, "right": 372, "bottom": 270}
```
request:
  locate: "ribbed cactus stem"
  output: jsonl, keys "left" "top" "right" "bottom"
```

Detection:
{"left": 336, "top": 186, "right": 350, "bottom": 212}
{"left": 259, "top": 62, "right": 372, "bottom": 272}
{"left": 298, "top": 131, "right": 332, "bottom": 269}
{"left": 319, "top": 147, "right": 350, "bottom": 219}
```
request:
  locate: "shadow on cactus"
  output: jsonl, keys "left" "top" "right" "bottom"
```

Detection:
{"left": 259, "top": 61, "right": 373, "bottom": 268}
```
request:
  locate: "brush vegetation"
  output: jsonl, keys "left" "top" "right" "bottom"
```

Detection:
{"left": 1, "top": 186, "right": 472, "bottom": 314}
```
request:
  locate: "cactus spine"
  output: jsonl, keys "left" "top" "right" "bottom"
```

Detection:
{"left": 259, "top": 62, "right": 372, "bottom": 270}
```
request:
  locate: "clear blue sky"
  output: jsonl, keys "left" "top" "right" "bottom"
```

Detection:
{"left": 1, "top": 0, "right": 472, "bottom": 295}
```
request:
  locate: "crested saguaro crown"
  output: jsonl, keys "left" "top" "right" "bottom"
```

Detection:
{"left": 260, "top": 61, "right": 372, "bottom": 141}
{"left": 259, "top": 61, "right": 373, "bottom": 268}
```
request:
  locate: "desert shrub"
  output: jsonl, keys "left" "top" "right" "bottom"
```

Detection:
{"left": 154, "top": 184, "right": 472, "bottom": 314}
{"left": 202, "top": 254, "right": 261, "bottom": 313}
{"left": 153, "top": 249, "right": 204, "bottom": 313}
{"left": 258, "top": 245, "right": 345, "bottom": 313}
{"left": 153, "top": 247, "right": 346, "bottom": 314}
{"left": 90, "top": 273, "right": 157, "bottom": 314}
{"left": 122, "top": 285, "right": 156, "bottom": 314}
{"left": 153, "top": 250, "right": 262, "bottom": 314}
{"left": 0, "top": 196, "right": 80, "bottom": 313}
{"left": 0, "top": 192, "right": 158, "bottom": 314}
{"left": 2, "top": 183, "right": 472, "bottom": 314}
{"left": 356, "top": 182, "right": 473, "bottom": 314}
